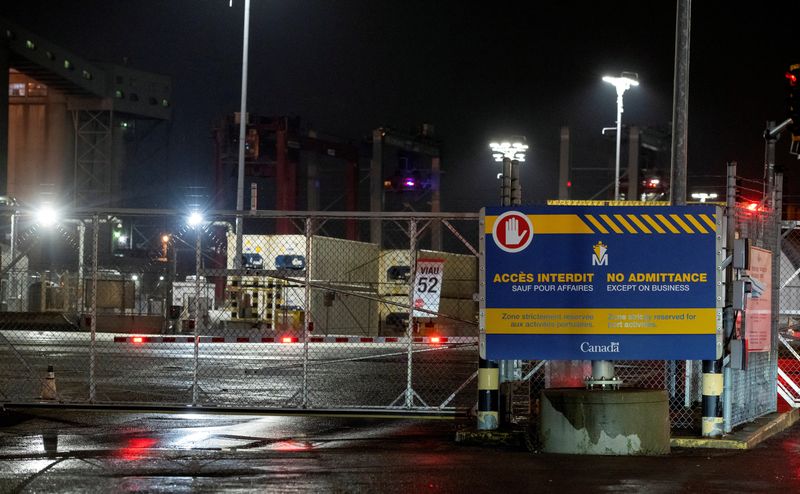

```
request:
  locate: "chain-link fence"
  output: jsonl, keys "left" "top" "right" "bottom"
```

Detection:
{"left": 778, "top": 224, "right": 800, "bottom": 412}
{"left": 0, "top": 210, "right": 480, "bottom": 412}
{"left": 0, "top": 205, "right": 789, "bottom": 431}
{"left": 723, "top": 203, "right": 781, "bottom": 430}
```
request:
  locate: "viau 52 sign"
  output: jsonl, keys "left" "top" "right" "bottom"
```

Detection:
{"left": 481, "top": 205, "right": 721, "bottom": 360}
{"left": 412, "top": 258, "right": 444, "bottom": 318}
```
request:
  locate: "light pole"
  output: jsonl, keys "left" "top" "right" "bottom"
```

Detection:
{"left": 479, "top": 138, "right": 527, "bottom": 431}
{"left": 232, "top": 0, "right": 251, "bottom": 270}
{"left": 490, "top": 140, "right": 528, "bottom": 207}
{"left": 602, "top": 72, "right": 639, "bottom": 201}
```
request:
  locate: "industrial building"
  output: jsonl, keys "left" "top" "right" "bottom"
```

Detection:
{"left": 1, "top": 16, "right": 171, "bottom": 208}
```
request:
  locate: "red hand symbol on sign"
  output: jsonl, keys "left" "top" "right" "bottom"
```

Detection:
{"left": 504, "top": 217, "right": 528, "bottom": 246}
{"left": 493, "top": 211, "right": 533, "bottom": 253}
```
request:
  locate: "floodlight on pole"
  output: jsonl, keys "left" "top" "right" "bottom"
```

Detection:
{"left": 691, "top": 192, "right": 718, "bottom": 203}
{"left": 490, "top": 137, "right": 529, "bottom": 206}
{"left": 187, "top": 211, "right": 204, "bottom": 228}
{"left": 487, "top": 136, "right": 528, "bottom": 392}
{"left": 34, "top": 204, "right": 59, "bottom": 228}
{"left": 489, "top": 139, "right": 528, "bottom": 162}
{"left": 603, "top": 72, "right": 639, "bottom": 201}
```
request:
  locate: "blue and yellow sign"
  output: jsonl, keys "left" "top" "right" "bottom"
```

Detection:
{"left": 482, "top": 205, "right": 720, "bottom": 360}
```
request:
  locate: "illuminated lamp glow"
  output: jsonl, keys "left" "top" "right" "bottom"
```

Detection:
{"left": 430, "top": 336, "right": 441, "bottom": 344}
{"left": 132, "top": 336, "right": 144, "bottom": 344}
{"left": 35, "top": 204, "right": 59, "bottom": 227}
{"left": 404, "top": 178, "right": 416, "bottom": 188}
{"left": 187, "top": 211, "right": 204, "bottom": 228}
{"left": 281, "top": 336, "right": 293, "bottom": 343}
{"left": 747, "top": 202, "right": 758, "bottom": 211}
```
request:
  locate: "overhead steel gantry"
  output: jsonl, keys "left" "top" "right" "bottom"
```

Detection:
{"left": 1, "top": 17, "right": 171, "bottom": 207}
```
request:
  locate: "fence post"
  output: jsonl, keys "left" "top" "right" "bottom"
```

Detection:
{"left": 89, "top": 214, "right": 98, "bottom": 403}
{"left": 192, "top": 227, "right": 201, "bottom": 406}
{"left": 716, "top": 161, "right": 737, "bottom": 436}
{"left": 772, "top": 172, "right": 783, "bottom": 403}
{"left": 303, "top": 216, "right": 311, "bottom": 408}
{"left": 8, "top": 212, "right": 15, "bottom": 307}
{"left": 77, "top": 222, "right": 85, "bottom": 313}
{"left": 405, "top": 218, "right": 417, "bottom": 408}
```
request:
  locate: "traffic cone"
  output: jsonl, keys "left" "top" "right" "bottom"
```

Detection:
{"left": 40, "top": 365, "right": 57, "bottom": 400}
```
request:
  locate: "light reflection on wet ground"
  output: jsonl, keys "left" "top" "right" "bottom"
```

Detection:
{"left": 2, "top": 409, "right": 800, "bottom": 493}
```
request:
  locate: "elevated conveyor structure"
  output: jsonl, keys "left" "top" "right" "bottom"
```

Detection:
{"left": 1, "top": 17, "right": 171, "bottom": 205}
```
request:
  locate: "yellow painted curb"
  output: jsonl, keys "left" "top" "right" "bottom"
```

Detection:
{"left": 671, "top": 409, "right": 800, "bottom": 450}
{"left": 670, "top": 437, "right": 747, "bottom": 449}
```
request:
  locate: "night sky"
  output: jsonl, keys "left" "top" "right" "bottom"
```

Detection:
{"left": 3, "top": 1, "right": 799, "bottom": 211}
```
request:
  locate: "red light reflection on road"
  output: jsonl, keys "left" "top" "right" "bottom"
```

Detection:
{"left": 118, "top": 437, "right": 157, "bottom": 460}
{"left": 269, "top": 440, "right": 312, "bottom": 451}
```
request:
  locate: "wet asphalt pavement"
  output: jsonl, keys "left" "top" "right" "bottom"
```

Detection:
{"left": 0, "top": 331, "right": 477, "bottom": 409}
{"left": 1, "top": 408, "right": 800, "bottom": 493}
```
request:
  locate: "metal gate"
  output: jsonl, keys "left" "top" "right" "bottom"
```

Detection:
{"left": 0, "top": 209, "right": 480, "bottom": 413}
{"left": 0, "top": 204, "right": 787, "bottom": 431}
{"left": 778, "top": 223, "right": 800, "bottom": 410}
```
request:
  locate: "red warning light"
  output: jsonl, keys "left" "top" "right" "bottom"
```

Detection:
{"left": 566, "top": 180, "right": 572, "bottom": 188}
{"left": 281, "top": 336, "right": 293, "bottom": 343}
{"left": 746, "top": 202, "right": 758, "bottom": 211}
{"left": 132, "top": 336, "right": 144, "bottom": 344}
{"left": 430, "top": 336, "right": 441, "bottom": 344}
{"left": 787, "top": 72, "right": 798, "bottom": 86}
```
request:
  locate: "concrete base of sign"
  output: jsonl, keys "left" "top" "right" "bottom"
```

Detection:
{"left": 539, "top": 388, "right": 670, "bottom": 455}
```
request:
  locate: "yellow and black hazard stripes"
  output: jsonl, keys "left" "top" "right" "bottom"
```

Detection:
{"left": 702, "top": 359, "right": 724, "bottom": 437}
{"left": 477, "top": 358, "right": 499, "bottom": 430}
{"left": 584, "top": 214, "right": 609, "bottom": 233}
{"left": 626, "top": 214, "right": 653, "bottom": 233}
{"left": 641, "top": 214, "right": 666, "bottom": 233}
{"left": 484, "top": 212, "right": 718, "bottom": 235}
{"left": 580, "top": 212, "right": 716, "bottom": 235}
